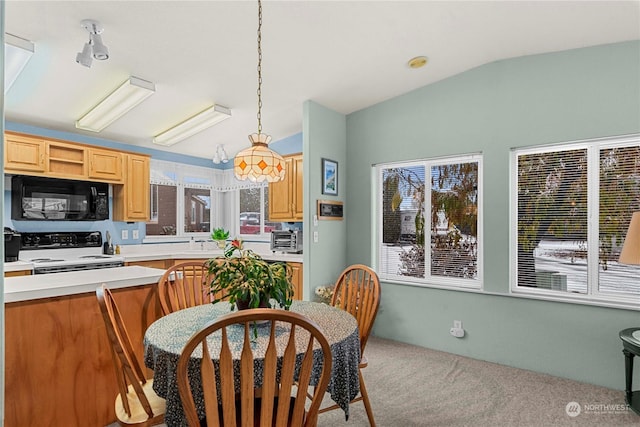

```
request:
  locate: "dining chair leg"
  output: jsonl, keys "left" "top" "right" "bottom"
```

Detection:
{"left": 359, "top": 368, "right": 376, "bottom": 427}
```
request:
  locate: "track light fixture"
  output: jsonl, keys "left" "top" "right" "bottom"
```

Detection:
{"left": 76, "top": 19, "right": 109, "bottom": 68}
{"left": 212, "top": 145, "right": 229, "bottom": 164}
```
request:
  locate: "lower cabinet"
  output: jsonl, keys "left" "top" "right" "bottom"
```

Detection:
{"left": 4, "top": 283, "right": 163, "bottom": 427}
{"left": 4, "top": 270, "right": 32, "bottom": 277}
{"left": 288, "top": 262, "right": 303, "bottom": 300}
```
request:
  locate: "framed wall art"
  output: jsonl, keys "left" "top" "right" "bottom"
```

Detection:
{"left": 321, "top": 158, "right": 338, "bottom": 196}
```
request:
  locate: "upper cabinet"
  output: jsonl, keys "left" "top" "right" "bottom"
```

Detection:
{"left": 268, "top": 153, "right": 303, "bottom": 222}
{"left": 4, "top": 131, "right": 151, "bottom": 222}
{"left": 87, "top": 148, "right": 123, "bottom": 182}
{"left": 4, "top": 131, "right": 126, "bottom": 184}
{"left": 4, "top": 133, "right": 46, "bottom": 173}
{"left": 112, "top": 153, "right": 150, "bottom": 222}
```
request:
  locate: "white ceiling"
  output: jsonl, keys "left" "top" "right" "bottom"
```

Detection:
{"left": 4, "top": 1, "right": 640, "bottom": 161}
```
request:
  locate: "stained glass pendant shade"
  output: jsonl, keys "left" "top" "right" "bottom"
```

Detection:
{"left": 234, "top": 133, "right": 286, "bottom": 182}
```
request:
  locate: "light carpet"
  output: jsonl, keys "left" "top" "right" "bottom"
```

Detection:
{"left": 316, "top": 336, "right": 638, "bottom": 427}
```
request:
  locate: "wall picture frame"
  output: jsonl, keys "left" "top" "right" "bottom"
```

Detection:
{"left": 321, "top": 158, "right": 338, "bottom": 196}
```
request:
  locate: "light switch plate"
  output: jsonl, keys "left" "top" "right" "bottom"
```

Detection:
{"left": 132, "top": 230, "right": 139, "bottom": 239}
{"left": 121, "top": 230, "right": 128, "bottom": 240}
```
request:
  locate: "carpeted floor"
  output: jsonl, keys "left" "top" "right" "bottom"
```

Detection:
{"left": 316, "top": 336, "right": 638, "bottom": 426}
{"left": 108, "top": 335, "right": 638, "bottom": 427}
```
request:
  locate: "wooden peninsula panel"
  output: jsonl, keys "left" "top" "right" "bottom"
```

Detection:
{"left": 4, "top": 283, "right": 163, "bottom": 427}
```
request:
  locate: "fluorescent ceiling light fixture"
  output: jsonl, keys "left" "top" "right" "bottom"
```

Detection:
{"left": 76, "top": 76, "right": 155, "bottom": 132}
{"left": 153, "top": 105, "right": 232, "bottom": 146}
{"left": 4, "top": 33, "right": 35, "bottom": 93}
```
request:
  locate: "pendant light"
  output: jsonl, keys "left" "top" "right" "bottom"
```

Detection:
{"left": 234, "top": 0, "right": 286, "bottom": 182}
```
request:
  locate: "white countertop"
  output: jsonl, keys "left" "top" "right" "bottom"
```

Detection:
{"left": 4, "top": 260, "right": 33, "bottom": 272}
{"left": 4, "top": 266, "right": 166, "bottom": 303}
{"left": 3, "top": 242, "right": 302, "bottom": 303}
{"left": 3, "top": 242, "right": 303, "bottom": 273}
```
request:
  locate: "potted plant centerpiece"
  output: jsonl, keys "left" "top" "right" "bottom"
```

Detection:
{"left": 206, "top": 238, "right": 294, "bottom": 311}
{"left": 211, "top": 227, "right": 230, "bottom": 249}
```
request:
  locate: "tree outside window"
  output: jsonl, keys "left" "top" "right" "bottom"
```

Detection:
{"left": 378, "top": 155, "right": 481, "bottom": 289}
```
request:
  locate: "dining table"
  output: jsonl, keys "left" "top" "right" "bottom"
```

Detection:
{"left": 143, "top": 300, "right": 361, "bottom": 427}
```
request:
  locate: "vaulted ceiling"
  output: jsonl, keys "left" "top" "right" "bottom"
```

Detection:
{"left": 4, "top": 1, "right": 639, "bottom": 161}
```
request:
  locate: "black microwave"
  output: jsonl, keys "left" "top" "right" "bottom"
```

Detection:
{"left": 11, "top": 175, "right": 109, "bottom": 221}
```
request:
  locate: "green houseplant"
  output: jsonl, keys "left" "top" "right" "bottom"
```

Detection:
{"left": 206, "top": 239, "right": 294, "bottom": 311}
{"left": 211, "top": 227, "right": 230, "bottom": 249}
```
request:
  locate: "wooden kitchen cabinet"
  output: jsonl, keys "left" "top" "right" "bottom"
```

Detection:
{"left": 268, "top": 153, "right": 303, "bottom": 222}
{"left": 288, "top": 261, "right": 303, "bottom": 300}
{"left": 112, "top": 153, "right": 150, "bottom": 222}
{"left": 4, "top": 133, "right": 46, "bottom": 173}
{"left": 46, "top": 140, "right": 87, "bottom": 178}
{"left": 87, "top": 148, "right": 123, "bottom": 183}
{"left": 4, "top": 283, "right": 163, "bottom": 427}
{"left": 4, "top": 131, "right": 139, "bottom": 185}
{"left": 4, "top": 269, "right": 32, "bottom": 277}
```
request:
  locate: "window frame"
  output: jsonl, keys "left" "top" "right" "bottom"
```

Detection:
{"left": 509, "top": 134, "right": 640, "bottom": 309}
{"left": 237, "top": 184, "right": 276, "bottom": 241}
{"left": 373, "top": 153, "right": 483, "bottom": 291}
{"left": 145, "top": 160, "right": 222, "bottom": 241}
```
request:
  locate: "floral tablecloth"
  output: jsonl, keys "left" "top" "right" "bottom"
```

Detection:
{"left": 144, "top": 300, "right": 360, "bottom": 427}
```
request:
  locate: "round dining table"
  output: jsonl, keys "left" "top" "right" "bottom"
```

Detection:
{"left": 144, "top": 300, "right": 361, "bottom": 427}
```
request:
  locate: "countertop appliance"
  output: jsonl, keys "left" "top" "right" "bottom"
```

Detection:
{"left": 270, "top": 230, "right": 303, "bottom": 254}
{"left": 19, "top": 231, "right": 124, "bottom": 274}
{"left": 11, "top": 175, "right": 109, "bottom": 221}
{"left": 4, "top": 228, "right": 21, "bottom": 262}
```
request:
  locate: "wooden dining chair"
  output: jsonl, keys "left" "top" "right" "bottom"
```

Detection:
{"left": 177, "top": 308, "right": 333, "bottom": 427}
{"left": 320, "top": 264, "right": 381, "bottom": 426}
{"left": 96, "top": 284, "right": 166, "bottom": 427}
{"left": 157, "top": 261, "right": 212, "bottom": 315}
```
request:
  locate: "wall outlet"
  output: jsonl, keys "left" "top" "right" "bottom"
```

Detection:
{"left": 450, "top": 327, "right": 465, "bottom": 338}
{"left": 132, "top": 230, "right": 139, "bottom": 239}
{"left": 121, "top": 230, "right": 128, "bottom": 240}
{"left": 313, "top": 231, "right": 319, "bottom": 243}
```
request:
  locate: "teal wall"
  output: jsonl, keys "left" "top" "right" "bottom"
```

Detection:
{"left": 342, "top": 40, "right": 640, "bottom": 389}
{"left": 302, "top": 101, "right": 347, "bottom": 300}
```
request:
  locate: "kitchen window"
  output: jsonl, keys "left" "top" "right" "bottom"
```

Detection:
{"left": 146, "top": 160, "right": 220, "bottom": 238}
{"left": 374, "top": 154, "right": 482, "bottom": 289}
{"left": 511, "top": 135, "right": 640, "bottom": 307}
{"left": 238, "top": 186, "right": 282, "bottom": 237}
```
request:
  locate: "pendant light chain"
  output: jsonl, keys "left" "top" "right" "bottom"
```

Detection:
{"left": 256, "top": 0, "right": 263, "bottom": 136}
{"left": 234, "top": 0, "right": 285, "bottom": 182}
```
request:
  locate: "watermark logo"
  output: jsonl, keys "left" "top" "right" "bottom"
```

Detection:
{"left": 565, "top": 401, "right": 581, "bottom": 417}
{"left": 565, "top": 401, "right": 630, "bottom": 417}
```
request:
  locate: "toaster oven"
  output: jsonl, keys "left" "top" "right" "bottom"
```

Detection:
{"left": 270, "top": 230, "right": 303, "bottom": 254}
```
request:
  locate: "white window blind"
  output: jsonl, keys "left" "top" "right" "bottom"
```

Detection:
{"left": 512, "top": 135, "right": 640, "bottom": 305}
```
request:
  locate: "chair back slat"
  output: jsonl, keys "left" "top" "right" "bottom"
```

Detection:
{"left": 260, "top": 322, "right": 278, "bottom": 426}
{"left": 219, "top": 327, "right": 237, "bottom": 427}
{"left": 177, "top": 309, "right": 333, "bottom": 427}
{"left": 331, "top": 264, "right": 381, "bottom": 355}
{"left": 201, "top": 340, "right": 221, "bottom": 426}
{"left": 96, "top": 285, "right": 155, "bottom": 419}
{"left": 158, "top": 262, "right": 211, "bottom": 315}
{"left": 240, "top": 324, "right": 255, "bottom": 426}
